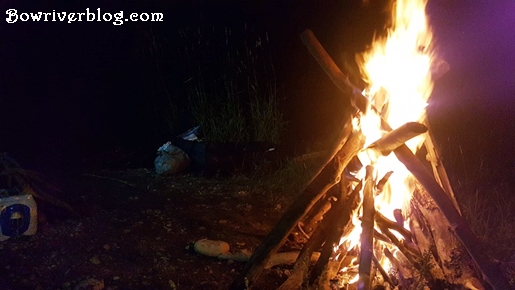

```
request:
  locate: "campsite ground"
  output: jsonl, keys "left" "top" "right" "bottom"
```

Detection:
{"left": 0, "top": 168, "right": 301, "bottom": 290}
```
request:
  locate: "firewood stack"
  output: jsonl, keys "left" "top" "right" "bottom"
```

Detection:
{"left": 230, "top": 30, "right": 512, "bottom": 290}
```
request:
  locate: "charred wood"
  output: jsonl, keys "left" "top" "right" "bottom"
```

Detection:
{"left": 393, "top": 209, "right": 404, "bottom": 227}
{"left": 231, "top": 124, "right": 364, "bottom": 289}
{"left": 383, "top": 248, "right": 411, "bottom": 289}
{"left": 372, "top": 254, "right": 396, "bottom": 287}
{"left": 279, "top": 179, "right": 355, "bottom": 290}
{"left": 395, "top": 145, "right": 511, "bottom": 289}
{"left": 300, "top": 29, "right": 367, "bottom": 113}
{"left": 375, "top": 211, "right": 413, "bottom": 242}
{"left": 411, "top": 186, "right": 486, "bottom": 288}
{"left": 297, "top": 27, "right": 510, "bottom": 289}
{"left": 375, "top": 171, "right": 393, "bottom": 195}
{"left": 276, "top": 204, "right": 329, "bottom": 290}
{"left": 309, "top": 179, "right": 358, "bottom": 286}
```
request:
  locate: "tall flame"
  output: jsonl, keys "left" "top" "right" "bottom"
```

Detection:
{"left": 337, "top": 0, "right": 435, "bottom": 284}
{"left": 359, "top": 0, "right": 433, "bottom": 132}
{"left": 358, "top": 0, "right": 434, "bottom": 215}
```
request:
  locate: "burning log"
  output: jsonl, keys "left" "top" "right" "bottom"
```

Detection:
{"left": 372, "top": 254, "right": 395, "bottom": 287}
{"left": 357, "top": 166, "right": 376, "bottom": 289}
{"left": 423, "top": 124, "right": 461, "bottom": 213}
{"left": 278, "top": 178, "right": 352, "bottom": 290}
{"left": 393, "top": 209, "right": 403, "bottom": 227}
{"left": 384, "top": 248, "right": 411, "bottom": 288}
{"left": 375, "top": 171, "right": 393, "bottom": 195}
{"left": 309, "top": 179, "right": 361, "bottom": 287}
{"left": 296, "top": 28, "right": 511, "bottom": 290}
{"left": 299, "top": 189, "right": 334, "bottom": 237}
{"left": 393, "top": 145, "right": 509, "bottom": 288}
{"left": 230, "top": 124, "right": 365, "bottom": 290}
{"left": 299, "top": 29, "right": 367, "bottom": 113}
{"left": 375, "top": 211, "right": 412, "bottom": 243}
{"left": 276, "top": 202, "right": 331, "bottom": 290}
{"left": 376, "top": 222, "right": 419, "bottom": 268}
{"left": 231, "top": 24, "right": 511, "bottom": 289}
{"left": 409, "top": 184, "right": 486, "bottom": 288}
{"left": 367, "top": 122, "right": 427, "bottom": 157}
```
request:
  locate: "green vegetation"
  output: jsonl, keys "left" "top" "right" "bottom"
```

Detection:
{"left": 450, "top": 148, "right": 515, "bottom": 261}
{"left": 252, "top": 158, "right": 318, "bottom": 204}
{"left": 180, "top": 25, "right": 285, "bottom": 143}
{"left": 456, "top": 182, "right": 515, "bottom": 259}
{"left": 133, "top": 22, "right": 285, "bottom": 145}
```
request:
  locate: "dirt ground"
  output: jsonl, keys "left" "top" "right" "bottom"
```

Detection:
{"left": 0, "top": 168, "right": 298, "bottom": 290}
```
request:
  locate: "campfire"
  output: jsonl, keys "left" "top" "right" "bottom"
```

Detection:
{"left": 231, "top": 0, "right": 511, "bottom": 289}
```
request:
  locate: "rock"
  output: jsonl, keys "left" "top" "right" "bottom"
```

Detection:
{"left": 89, "top": 256, "right": 101, "bottom": 265}
{"left": 74, "top": 278, "right": 104, "bottom": 290}
{"left": 169, "top": 280, "right": 177, "bottom": 290}
{"left": 193, "top": 239, "right": 230, "bottom": 257}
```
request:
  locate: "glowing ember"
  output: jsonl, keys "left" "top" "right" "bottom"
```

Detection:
{"left": 336, "top": 0, "right": 435, "bottom": 285}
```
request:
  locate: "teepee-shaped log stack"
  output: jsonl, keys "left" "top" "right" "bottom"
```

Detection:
{"left": 230, "top": 30, "right": 511, "bottom": 290}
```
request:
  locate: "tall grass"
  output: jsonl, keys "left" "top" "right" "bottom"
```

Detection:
{"left": 244, "top": 30, "right": 285, "bottom": 143}
{"left": 133, "top": 21, "right": 285, "bottom": 144}
{"left": 449, "top": 148, "right": 515, "bottom": 260}
{"left": 133, "top": 24, "right": 180, "bottom": 138}
{"left": 179, "top": 24, "right": 285, "bottom": 143}
{"left": 456, "top": 182, "right": 515, "bottom": 260}
{"left": 235, "top": 157, "right": 318, "bottom": 205}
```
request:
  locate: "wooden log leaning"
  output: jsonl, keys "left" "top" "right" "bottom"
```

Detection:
{"left": 278, "top": 179, "right": 349, "bottom": 290}
{"left": 394, "top": 146, "right": 511, "bottom": 289}
{"left": 410, "top": 185, "right": 485, "bottom": 288}
{"left": 230, "top": 124, "right": 365, "bottom": 289}
{"left": 357, "top": 166, "right": 376, "bottom": 290}
{"left": 300, "top": 28, "right": 512, "bottom": 290}
{"left": 372, "top": 254, "right": 396, "bottom": 287}
{"left": 276, "top": 201, "right": 332, "bottom": 290}
{"left": 300, "top": 29, "right": 367, "bottom": 113}
{"left": 375, "top": 211, "right": 412, "bottom": 243}
{"left": 367, "top": 122, "right": 427, "bottom": 156}
{"left": 309, "top": 179, "right": 361, "bottom": 287}
{"left": 423, "top": 122, "right": 461, "bottom": 213}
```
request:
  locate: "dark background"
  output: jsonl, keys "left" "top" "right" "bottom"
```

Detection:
{"left": 1, "top": 0, "right": 514, "bottom": 188}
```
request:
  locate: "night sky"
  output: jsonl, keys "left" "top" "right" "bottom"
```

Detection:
{"left": 428, "top": 0, "right": 515, "bottom": 185}
{"left": 1, "top": 0, "right": 514, "bottom": 185}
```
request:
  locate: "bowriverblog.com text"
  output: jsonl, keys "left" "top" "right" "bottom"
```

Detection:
{"left": 6, "top": 8, "right": 163, "bottom": 25}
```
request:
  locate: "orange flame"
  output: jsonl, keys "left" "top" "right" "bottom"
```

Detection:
{"left": 358, "top": 0, "right": 434, "bottom": 223}
{"left": 338, "top": 0, "right": 435, "bottom": 284}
